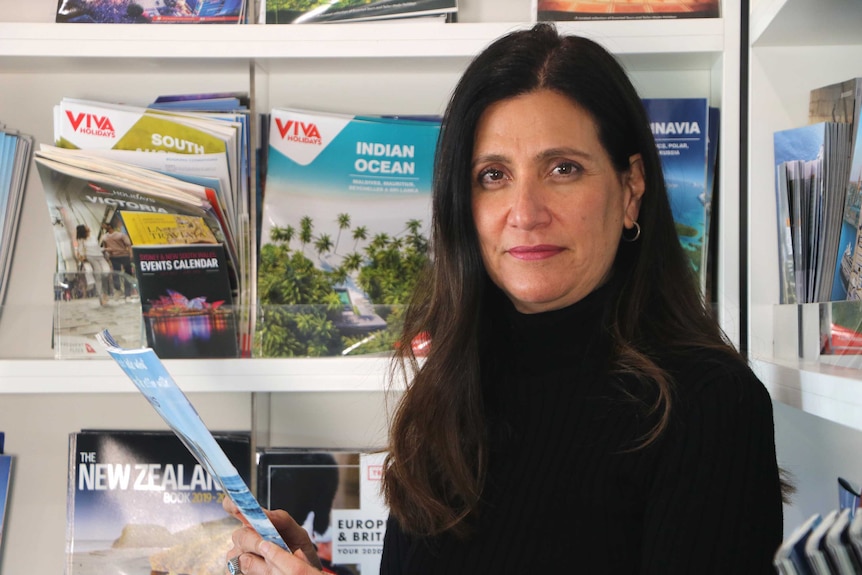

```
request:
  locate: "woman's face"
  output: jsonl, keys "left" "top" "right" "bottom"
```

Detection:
{"left": 471, "top": 89, "right": 645, "bottom": 314}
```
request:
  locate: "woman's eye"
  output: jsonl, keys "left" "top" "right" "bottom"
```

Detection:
{"left": 477, "top": 167, "right": 506, "bottom": 185}
{"left": 552, "top": 161, "right": 580, "bottom": 176}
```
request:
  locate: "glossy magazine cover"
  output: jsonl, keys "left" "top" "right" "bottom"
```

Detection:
{"left": 257, "top": 108, "right": 439, "bottom": 357}
{"left": 132, "top": 243, "right": 239, "bottom": 358}
{"left": 262, "top": 0, "right": 456, "bottom": 24}
{"left": 258, "top": 449, "right": 388, "bottom": 575}
{"left": 66, "top": 430, "right": 250, "bottom": 575}
{"left": 56, "top": 0, "right": 247, "bottom": 23}
{"left": 642, "top": 98, "right": 711, "bottom": 283}
{"left": 536, "top": 0, "right": 718, "bottom": 21}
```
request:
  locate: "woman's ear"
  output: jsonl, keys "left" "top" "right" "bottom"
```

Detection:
{"left": 623, "top": 154, "right": 646, "bottom": 227}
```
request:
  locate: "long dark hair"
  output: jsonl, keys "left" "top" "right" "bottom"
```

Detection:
{"left": 382, "top": 23, "right": 733, "bottom": 538}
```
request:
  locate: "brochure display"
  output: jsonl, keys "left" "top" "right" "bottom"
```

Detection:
{"left": 772, "top": 122, "right": 852, "bottom": 303}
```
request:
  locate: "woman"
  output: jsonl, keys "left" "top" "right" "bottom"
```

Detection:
{"left": 225, "top": 23, "right": 784, "bottom": 574}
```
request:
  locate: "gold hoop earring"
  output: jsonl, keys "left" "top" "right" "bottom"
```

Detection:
{"left": 622, "top": 221, "right": 641, "bottom": 243}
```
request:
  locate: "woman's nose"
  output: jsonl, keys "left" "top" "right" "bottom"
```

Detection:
{"left": 507, "top": 180, "right": 551, "bottom": 230}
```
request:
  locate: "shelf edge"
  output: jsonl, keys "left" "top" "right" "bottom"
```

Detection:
{"left": 0, "top": 357, "right": 393, "bottom": 393}
{"left": 752, "top": 357, "right": 862, "bottom": 432}
{"left": 0, "top": 20, "right": 725, "bottom": 60}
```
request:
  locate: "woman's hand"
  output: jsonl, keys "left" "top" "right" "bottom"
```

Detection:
{"left": 223, "top": 496, "right": 323, "bottom": 574}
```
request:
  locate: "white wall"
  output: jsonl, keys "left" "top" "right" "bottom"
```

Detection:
{"left": 773, "top": 400, "right": 862, "bottom": 538}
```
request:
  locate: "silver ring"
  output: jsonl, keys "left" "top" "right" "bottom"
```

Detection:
{"left": 227, "top": 555, "right": 242, "bottom": 575}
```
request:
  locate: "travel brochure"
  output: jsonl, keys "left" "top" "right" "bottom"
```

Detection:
{"left": 772, "top": 122, "right": 851, "bottom": 304}
{"left": 256, "top": 107, "right": 440, "bottom": 357}
{"left": 54, "top": 0, "right": 458, "bottom": 24}
{"left": 260, "top": 0, "right": 457, "bottom": 24}
{"left": 535, "top": 0, "right": 719, "bottom": 21}
{"left": 37, "top": 94, "right": 251, "bottom": 358}
{"left": 258, "top": 449, "right": 388, "bottom": 574}
{"left": 132, "top": 243, "right": 239, "bottom": 359}
{"left": 66, "top": 429, "right": 251, "bottom": 575}
{"left": 771, "top": 76, "right": 862, "bottom": 305}
{"left": 0, "top": 125, "right": 32, "bottom": 311}
{"left": 56, "top": 0, "right": 248, "bottom": 23}
{"left": 95, "top": 329, "right": 291, "bottom": 553}
{"left": 642, "top": 97, "right": 717, "bottom": 291}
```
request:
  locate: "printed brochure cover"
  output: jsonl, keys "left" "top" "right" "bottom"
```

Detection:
{"left": 66, "top": 430, "right": 251, "bottom": 575}
{"left": 51, "top": 98, "right": 241, "bottom": 249}
{"left": 120, "top": 211, "right": 220, "bottom": 246}
{"left": 95, "top": 329, "right": 291, "bottom": 554}
{"left": 0, "top": 452, "right": 10, "bottom": 547}
{"left": 642, "top": 98, "right": 710, "bottom": 284}
{"left": 257, "top": 108, "right": 439, "bottom": 357}
{"left": 536, "top": 0, "right": 719, "bottom": 20}
{"left": 262, "top": 0, "right": 456, "bottom": 24}
{"left": 56, "top": 0, "right": 247, "bottom": 23}
{"left": 258, "top": 449, "right": 388, "bottom": 575}
{"left": 54, "top": 99, "right": 230, "bottom": 156}
{"left": 35, "top": 149, "right": 235, "bottom": 359}
{"left": 0, "top": 128, "right": 33, "bottom": 310}
{"left": 132, "top": 243, "right": 239, "bottom": 358}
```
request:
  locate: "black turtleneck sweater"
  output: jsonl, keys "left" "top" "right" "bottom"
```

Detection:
{"left": 380, "top": 287, "right": 783, "bottom": 574}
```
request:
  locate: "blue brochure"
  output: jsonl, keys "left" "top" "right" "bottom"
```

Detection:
{"left": 95, "top": 329, "right": 290, "bottom": 552}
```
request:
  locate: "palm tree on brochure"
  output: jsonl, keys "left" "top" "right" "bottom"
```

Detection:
{"left": 334, "top": 213, "right": 351, "bottom": 254}
{"left": 314, "top": 233, "right": 333, "bottom": 260}
{"left": 270, "top": 224, "right": 295, "bottom": 248}
{"left": 343, "top": 252, "right": 363, "bottom": 273}
{"left": 299, "top": 216, "right": 313, "bottom": 253}
{"left": 352, "top": 225, "right": 368, "bottom": 252}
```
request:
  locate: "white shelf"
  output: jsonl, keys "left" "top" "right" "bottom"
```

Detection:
{"left": 751, "top": 0, "right": 862, "bottom": 47}
{"left": 0, "top": 20, "right": 725, "bottom": 62}
{"left": 0, "top": 357, "right": 392, "bottom": 393}
{"left": 753, "top": 358, "right": 862, "bottom": 433}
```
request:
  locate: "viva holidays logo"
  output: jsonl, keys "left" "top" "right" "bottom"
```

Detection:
{"left": 66, "top": 111, "right": 116, "bottom": 138}
{"left": 275, "top": 117, "right": 323, "bottom": 146}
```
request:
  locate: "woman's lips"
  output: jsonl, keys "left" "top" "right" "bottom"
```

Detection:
{"left": 507, "top": 245, "right": 564, "bottom": 261}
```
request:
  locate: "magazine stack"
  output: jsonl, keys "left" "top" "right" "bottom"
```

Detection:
{"left": 772, "top": 78, "right": 862, "bottom": 304}
{"left": 0, "top": 124, "right": 33, "bottom": 311}
{"left": 37, "top": 94, "right": 251, "bottom": 358}
{"left": 774, "top": 483, "right": 862, "bottom": 575}
{"left": 260, "top": 0, "right": 457, "bottom": 24}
